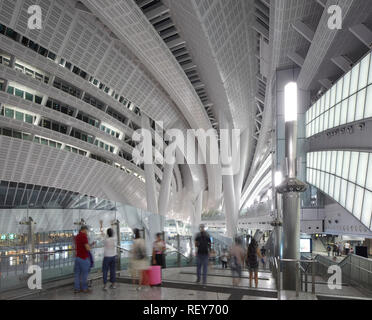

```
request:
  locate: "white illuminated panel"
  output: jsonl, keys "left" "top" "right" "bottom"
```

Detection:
{"left": 306, "top": 51, "right": 372, "bottom": 138}
{"left": 306, "top": 150, "right": 372, "bottom": 231}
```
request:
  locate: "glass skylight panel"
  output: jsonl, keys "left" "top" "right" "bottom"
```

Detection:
{"left": 329, "top": 174, "right": 335, "bottom": 198}
{"left": 320, "top": 95, "right": 325, "bottom": 114}
{"left": 368, "top": 53, "right": 372, "bottom": 85}
{"left": 336, "top": 78, "right": 343, "bottom": 104}
{"left": 354, "top": 186, "right": 364, "bottom": 220}
{"left": 316, "top": 170, "right": 320, "bottom": 187}
{"left": 330, "top": 85, "right": 336, "bottom": 107}
{"left": 326, "top": 151, "right": 331, "bottom": 172}
{"left": 336, "top": 151, "right": 344, "bottom": 177}
{"left": 364, "top": 85, "right": 372, "bottom": 118}
{"left": 334, "top": 177, "right": 341, "bottom": 202}
{"left": 361, "top": 190, "right": 372, "bottom": 227}
{"left": 325, "top": 91, "right": 330, "bottom": 111}
{"left": 340, "top": 99, "right": 348, "bottom": 125}
{"left": 319, "top": 113, "right": 324, "bottom": 132}
{"left": 334, "top": 103, "right": 341, "bottom": 127}
{"left": 340, "top": 179, "right": 347, "bottom": 207}
{"left": 347, "top": 94, "right": 356, "bottom": 123}
{"left": 349, "top": 152, "right": 359, "bottom": 183}
{"left": 357, "top": 153, "right": 368, "bottom": 187}
{"left": 324, "top": 173, "right": 330, "bottom": 194}
{"left": 355, "top": 88, "right": 366, "bottom": 121}
{"left": 359, "top": 53, "right": 370, "bottom": 90}
{"left": 328, "top": 106, "right": 335, "bottom": 128}
{"left": 366, "top": 155, "right": 372, "bottom": 191}
{"left": 342, "top": 151, "right": 351, "bottom": 180}
{"left": 342, "top": 71, "right": 351, "bottom": 100}
{"left": 320, "top": 171, "right": 325, "bottom": 190}
{"left": 321, "top": 151, "right": 326, "bottom": 171}
{"left": 331, "top": 151, "right": 337, "bottom": 175}
{"left": 324, "top": 110, "right": 329, "bottom": 131}
{"left": 350, "top": 63, "right": 360, "bottom": 95}
{"left": 345, "top": 182, "right": 355, "bottom": 213}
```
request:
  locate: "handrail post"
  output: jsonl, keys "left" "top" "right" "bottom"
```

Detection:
{"left": 311, "top": 260, "right": 316, "bottom": 294}
{"left": 305, "top": 270, "right": 308, "bottom": 292}
{"left": 277, "top": 257, "right": 281, "bottom": 300}
{"left": 177, "top": 234, "right": 181, "bottom": 267}
{"left": 296, "top": 261, "right": 300, "bottom": 297}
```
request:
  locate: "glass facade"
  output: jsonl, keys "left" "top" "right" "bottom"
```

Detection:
{"left": 306, "top": 50, "right": 372, "bottom": 138}
{"left": 307, "top": 151, "right": 372, "bottom": 230}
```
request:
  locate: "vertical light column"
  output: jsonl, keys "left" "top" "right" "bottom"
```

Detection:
{"left": 220, "top": 111, "right": 237, "bottom": 238}
{"left": 234, "top": 128, "right": 250, "bottom": 227}
{"left": 141, "top": 115, "right": 158, "bottom": 214}
{"left": 277, "top": 82, "right": 307, "bottom": 291}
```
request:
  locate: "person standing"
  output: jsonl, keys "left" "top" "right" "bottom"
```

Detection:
{"left": 230, "top": 238, "right": 245, "bottom": 286}
{"left": 74, "top": 226, "right": 91, "bottom": 294}
{"left": 344, "top": 242, "right": 351, "bottom": 255}
{"left": 333, "top": 243, "right": 338, "bottom": 257}
{"left": 101, "top": 228, "right": 117, "bottom": 291}
{"left": 130, "top": 229, "right": 149, "bottom": 290}
{"left": 327, "top": 244, "right": 331, "bottom": 257}
{"left": 260, "top": 246, "right": 267, "bottom": 269}
{"left": 221, "top": 250, "right": 228, "bottom": 269}
{"left": 152, "top": 233, "right": 166, "bottom": 268}
{"left": 195, "top": 224, "right": 211, "bottom": 285}
{"left": 246, "top": 238, "right": 262, "bottom": 288}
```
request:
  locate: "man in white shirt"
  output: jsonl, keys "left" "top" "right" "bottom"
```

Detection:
{"left": 100, "top": 221, "right": 118, "bottom": 291}
{"left": 344, "top": 242, "right": 351, "bottom": 256}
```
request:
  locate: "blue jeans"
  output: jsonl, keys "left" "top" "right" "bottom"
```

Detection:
{"left": 74, "top": 257, "right": 90, "bottom": 291}
{"left": 197, "top": 254, "right": 209, "bottom": 284}
{"left": 102, "top": 256, "right": 116, "bottom": 285}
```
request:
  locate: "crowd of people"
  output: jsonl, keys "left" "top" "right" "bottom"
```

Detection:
{"left": 73, "top": 224, "right": 167, "bottom": 293}
{"left": 72, "top": 223, "right": 268, "bottom": 293}
{"left": 194, "top": 224, "right": 266, "bottom": 288}
{"left": 327, "top": 241, "right": 351, "bottom": 258}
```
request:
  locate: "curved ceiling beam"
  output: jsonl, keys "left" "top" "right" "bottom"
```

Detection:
{"left": 82, "top": 0, "right": 222, "bottom": 209}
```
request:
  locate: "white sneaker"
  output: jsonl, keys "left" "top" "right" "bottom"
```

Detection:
{"left": 110, "top": 284, "right": 117, "bottom": 289}
{"left": 103, "top": 285, "right": 108, "bottom": 291}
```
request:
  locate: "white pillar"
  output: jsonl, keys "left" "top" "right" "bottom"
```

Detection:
{"left": 223, "top": 172, "right": 236, "bottom": 238}
{"left": 141, "top": 115, "right": 158, "bottom": 214}
{"left": 192, "top": 190, "right": 203, "bottom": 235}
{"left": 158, "top": 162, "right": 174, "bottom": 216}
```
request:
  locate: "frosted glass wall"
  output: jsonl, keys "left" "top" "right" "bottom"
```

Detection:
{"left": 306, "top": 51, "right": 372, "bottom": 138}
{"left": 307, "top": 151, "right": 372, "bottom": 230}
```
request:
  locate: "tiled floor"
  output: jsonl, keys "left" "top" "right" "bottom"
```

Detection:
{"left": 120, "top": 267, "right": 277, "bottom": 291}
{"left": 24, "top": 281, "right": 232, "bottom": 300}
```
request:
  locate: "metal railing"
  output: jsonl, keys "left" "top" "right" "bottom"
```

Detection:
{"left": 271, "top": 256, "right": 317, "bottom": 300}
{"left": 313, "top": 254, "right": 372, "bottom": 292}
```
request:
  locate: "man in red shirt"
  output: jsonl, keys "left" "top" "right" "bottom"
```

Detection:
{"left": 74, "top": 226, "right": 91, "bottom": 293}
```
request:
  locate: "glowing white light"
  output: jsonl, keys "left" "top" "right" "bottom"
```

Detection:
{"left": 275, "top": 171, "right": 283, "bottom": 187}
{"left": 267, "top": 189, "right": 273, "bottom": 199}
{"left": 284, "top": 82, "right": 298, "bottom": 122}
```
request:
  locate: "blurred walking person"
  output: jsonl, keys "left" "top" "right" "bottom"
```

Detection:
{"left": 230, "top": 238, "right": 245, "bottom": 286}
{"left": 130, "top": 229, "right": 149, "bottom": 290}
{"left": 246, "top": 238, "right": 262, "bottom": 288}
{"left": 74, "top": 226, "right": 92, "bottom": 294}
{"left": 195, "top": 224, "right": 211, "bottom": 285}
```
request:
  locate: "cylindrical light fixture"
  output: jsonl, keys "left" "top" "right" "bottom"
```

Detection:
{"left": 284, "top": 82, "right": 298, "bottom": 122}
